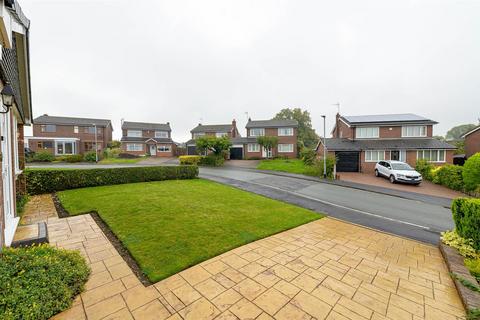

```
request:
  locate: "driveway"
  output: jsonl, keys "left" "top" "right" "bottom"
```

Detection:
{"left": 338, "top": 172, "right": 465, "bottom": 200}
{"left": 199, "top": 167, "right": 454, "bottom": 244}
{"left": 224, "top": 160, "right": 260, "bottom": 169}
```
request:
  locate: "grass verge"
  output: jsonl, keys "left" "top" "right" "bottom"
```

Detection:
{"left": 58, "top": 179, "right": 321, "bottom": 282}
{"left": 257, "top": 159, "right": 315, "bottom": 175}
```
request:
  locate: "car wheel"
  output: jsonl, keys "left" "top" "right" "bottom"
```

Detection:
{"left": 389, "top": 175, "right": 396, "bottom": 184}
{"left": 375, "top": 169, "right": 379, "bottom": 177}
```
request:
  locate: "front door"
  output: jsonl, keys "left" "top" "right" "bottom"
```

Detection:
{"left": 390, "top": 150, "right": 406, "bottom": 162}
{"left": 1, "top": 113, "right": 17, "bottom": 246}
{"left": 262, "top": 147, "right": 272, "bottom": 158}
{"left": 149, "top": 144, "right": 157, "bottom": 156}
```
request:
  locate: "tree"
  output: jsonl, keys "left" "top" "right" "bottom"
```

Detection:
{"left": 274, "top": 108, "right": 319, "bottom": 148}
{"left": 446, "top": 124, "right": 477, "bottom": 141}
{"left": 195, "top": 136, "right": 232, "bottom": 156}
{"left": 257, "top": 136, "right": 278, "bottom": 159}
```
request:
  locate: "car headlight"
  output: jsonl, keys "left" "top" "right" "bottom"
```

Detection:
{"left": 397, "top": 174, "right": 406, "bottom": 178}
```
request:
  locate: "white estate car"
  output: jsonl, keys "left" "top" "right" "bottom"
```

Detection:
{"left": 374, "top": 160, "right": 423, "bottom": 185}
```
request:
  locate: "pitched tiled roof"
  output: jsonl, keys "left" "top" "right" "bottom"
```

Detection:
{"left": 246, "top": 119, "right": 298, "bottom": 128}
{"left": 341, "top": 114, "right": 437, "bottom": 126}
{"left": 120, "top": 137, "right": 173, "bottom": 143}
{"left": 34, "top": 115, "right": 112, "bottom": 127}
{"left": 319, "top": 138, "right": 456, "bottom": 151}
{"left": 122, "top": 121, "right": 171, "bottom": 131}
{"left": 190, "top": 124, "right": 232, "bottom": 133}
{"left": 461, "top": 125, "right": 480, "bottom": 138}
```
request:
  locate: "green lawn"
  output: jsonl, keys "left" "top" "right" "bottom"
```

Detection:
{"left": 98, "top": 157, "right": 143, "bottom": 164}
{"left": 257, "top": 159, "right": 316, "bottom": 175}
{"left": 57, "top": 179, "right": 321, "bottom": 282}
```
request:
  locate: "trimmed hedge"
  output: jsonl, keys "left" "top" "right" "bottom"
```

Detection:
{"left": 199, "top": 154, "right": 225, "bottom": 167}
{"left": 452, "top": 198, "right": 480, "bottom": 250}
{"left": 63, "top": 154, "right": 84, "bottom": 163}
{"left": 0, "top": 245, "right": 90, "bottom": 320}
{"left": 32, "top": 151, "right": 55, "bottom": 162}
{"left": 179, "top": 155, "right": 202, "bottom": 165}
{"left": 433, "top": 164, "right": 464, "bottom": 191}
{"left": 415, "top": 159, "right": 434, "bottom": 181}
{"left": 25, "top": 166, "right": 198, "bottom": 195}
{"left": 463, "top": 153, "right": 480, "bottom": 192}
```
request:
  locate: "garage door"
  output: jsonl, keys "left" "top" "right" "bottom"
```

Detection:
{"left": 230, "top": 147, "right": 243, "bottom": 160}
{"left": 335, "top": 151, "right": 359, "bottom": 172}
{"left": 187, "top": 146, "right": 197, "bottom": 155}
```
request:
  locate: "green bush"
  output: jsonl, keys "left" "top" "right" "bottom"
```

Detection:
{"left": 415, "top": 159, "right": 434, "bottom": 180}
{"left": 463, "top": 153, "right": 480, "bottom": 192}
{"left": 433, "top": 165, "right": 464, "bottom": 191}
{"left": 84, "top": 151, "right": 98, "bottom": 162}
{"left": 103, "top": 147, "right": 121, "bottom": 159}
{"left": 305, "top": 156, "right": 336, "bottom": 179}
{"left": 179, "top": 155, "right": 202, "bottom": 165}
{"left": 25, "top": 166, "right": 199, "bottom": 195}
{"left": 200, "top": 154, "right": 225, "bottom": 167}
{"left": 0, "top": 245, "right": 90, "bottom": 320}
{"left": 300, "top": 148, "right": 316, "bottom": 166}
{"left": 63, "top": 155, "right": 84, "bottom": 163}
{"left": 452, "top": 198, "right": 480, "bottom": 250}
{"left": 465, "top": 258, "right": 480, "bottom": 283}
{"left": 32, "top": 151, "right": 55, "bottom": 162}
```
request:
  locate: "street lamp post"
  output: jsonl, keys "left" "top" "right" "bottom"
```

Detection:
{"left": 93, "top": 123, "right": 98, "bottom": 163}
{"left": 321, "top": 115, "right": 326, "bottom": 179}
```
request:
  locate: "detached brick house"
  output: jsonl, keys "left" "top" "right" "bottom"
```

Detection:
{"left": 231, "top": 119, "right": 299, "bottom": 159}
{"left": 121, "top": 121, "right": 175, "bottom": 157}
{"left": 27, "top": 115, "right": 113, "bottom": 155}
{"left": 0, "top": 0, "right": 32, "bottom": 246}
{"left": 186, "top": 120, "right": 240, "bottom": 156}
{"left": 462, "top": 126, "right": 480, "bottom": 159}
{"left": 316, "top": 113, "right": 456, "bottom": 173}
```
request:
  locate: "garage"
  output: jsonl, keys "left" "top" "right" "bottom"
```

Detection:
{"left": 229, "top": 146, "right": 243, "bottom": 160}
{"left": 335, "top": 151, "right": 359, "bottom": 172}
{"left": 187, "top": 145, "right": 197, "bottom": 155}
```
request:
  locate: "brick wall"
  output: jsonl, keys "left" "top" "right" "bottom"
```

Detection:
{"left": 244, "top": 127, "right": 297, "bottom": 159}
{"left": 465, "top": 130, "right": 480, "bottom": 158}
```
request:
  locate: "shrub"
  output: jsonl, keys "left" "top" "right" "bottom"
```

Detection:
{"left": 84, "top": 151, "right": 98, "bottom": 162}
{"left": 0, "top": 245, "right": 90, "bottom": 320}
{"left": 300, "top": 148, "right": 316, "bottom": 166}
{"left": 16, "top": 194, "right": 29, "bottom": 215}
{"left": 118, "top": 153, "right": 140, "bottom": 159}
{"left": 465, "top": 258, "right": 480, "bottom": 283}
{"left": 415, "top": 159, "right": 434, "bottom": 180}
{"left": 452, "top": 198, "right": 480, "bottom": 250}
{"left": 306, "top": 156, "right": 336, "bottom": 179}
{"left": 32, "top": 151, "right": 55, "bottom": 162}
{"left": 433, "top": 165, "right": 464, "bottom": 191}
{"left": 199, "top": 154, "right": 225, "bottom": 167}
{"left": 179, "top": 155, "right": 202, "bottom": 165}
{"left": 25, "top": 166, "right": 199, "bottom": 195}
{"left": 103, "top": 147, "right": 121, "bottom": 159}
{"left": 63, "top": 155, "right": 84, "bottom": 163}
{"left": 463, "top": 153, "right": 480, "bottom": 192}
{"left": 441, "top": 230, "right": 480, "bottom": 259}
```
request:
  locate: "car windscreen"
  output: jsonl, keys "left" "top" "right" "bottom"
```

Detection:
{"left": 391, "top": 163, "right": 413, "bottom": 170}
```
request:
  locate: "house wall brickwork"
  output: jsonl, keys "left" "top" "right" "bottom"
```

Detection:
{"left": 244, "top": 127, "right": 298, "bottom": 159}
{"left": 465, "top": 129, "right": 480, "bottom": 158}
{"left": 121, "top": 127, "right": 175, "bottom": 157}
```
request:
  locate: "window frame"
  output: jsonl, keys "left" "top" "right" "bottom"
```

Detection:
{"left": 402, "top": 125, "right": 427, "bottom": 138}
{"left": 126, "top": 143, "right": 143, "bottom": 151}
{"left": 157, "top": 145, "right": 172, "bottom": 152}
{"left": 55, "top": 141, "right": 76, "bottom": 155}
{"left": 41, "top": 124, "right": 56, "bottom": 133}
{"left": 355, "top": 127, "right": 379, "bottom": 139}
{"left": 127, "top": 130, "right": 142, "bottom": 138}
{"left": 278, "top": 127, "right": 294, "bottom": 136}
{"left": 155, "top": 131, "right": 169, "bottom": 138}
{"left": 249, "top": 128, "right": 265, "bottom": 137}
{"left": 247, "top": 143, "right": 260, "bottom": 152}
{"left": 416, "top": 149, "right": 446, "bottom": 163}
{"left": 193, "top": 132, "right": 205, "bottom": 139}
{"left": 215, "top": 132, "right": 228, "bottom": 138}
{"left": 365, "top": 150, "right": 385, "bottom": 162}
{"left": 74, "top": 126, "right": 79, "bottom": 134}
{"left": 278, "top": 144, "right": 294, "bottom": 153}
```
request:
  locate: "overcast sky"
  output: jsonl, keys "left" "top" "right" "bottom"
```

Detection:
{"left": 21, "top": 0, "right": 480, "bottom": 142}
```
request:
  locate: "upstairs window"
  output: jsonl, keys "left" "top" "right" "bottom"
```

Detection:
{"left": 402, "top": 126, "right": 427, "bottom": 137}
{"left": 127, "top": 130, "right": 142, "bottom": 137}
{"left": 250, "top": 128, "right": 265, "bottom": 137}
{"left": 41, "top": 124, "right": 56, "bottom": 133}
{"left": 356, "top": 127, "right": 379, "bottom": 138}
{"left": 216, "top": 132, "right": 228, "bottom": 138}
{"left": 155, "top": 131, "right": 169, "bottom": 138}
{"left": 74, "top": 126, "right": 79, "bottom": 133}
{"left": 193, "top": 132, "right": 205, "bottom": 139}
{"left": 278, "top": 128, "right": 294, "bottom": 136}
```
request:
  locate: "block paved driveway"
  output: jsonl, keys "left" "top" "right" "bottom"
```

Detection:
{"left": 43, "top": 204, "right": 465, "bottom": 319}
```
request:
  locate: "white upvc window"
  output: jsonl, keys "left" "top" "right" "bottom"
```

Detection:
{"left": 402, "top": 126, "right": 427, "bottom": 137}
{"left": 155, "top": 131, "right": 168, "bottom": 138}
{"left": 278, "top": 127, "right": 294, "bottom": 136}
{"left": 126, "top": 143, "right": 143, "bottom": 151}
{"left": 13, "top": 117, "right": 20, "bottom": 173}
{"left": 417, "top": 149, "right": 446, "bottom": 162}
{"left": 127, "top": 130, "right": 142, "bottom": 137}
{"left": 356, "top": 127, "right": 379, "bottom": 139}
{"left": 193, "top": 132, "right": 205, "bottom": 139}
{"left": 55, "top": 141, "right": 76, "bottom": 155}
{"left": 74, "top": 126, "right": 79, "bottom": 134}
{"left": 157, "top": 145, "right": 171, "bottom": 152}
{"left": 250, "top": 128, "right": 265, "bottom": 137}
{"left": 365, "top": 150, "right": 385, "bottom": 162}
{"left": 216, "top": 132, "right": 228, "bottom": 138}
{"left": 278, "top": 144, "right": 294, "bottom": 153}
{"left": 248, "top": 143, "right": 260, "bottom": 152}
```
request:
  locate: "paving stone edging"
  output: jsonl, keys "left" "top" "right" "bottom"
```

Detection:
{"left": 439, "top": 243, "right": 480, "bottom": 311}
